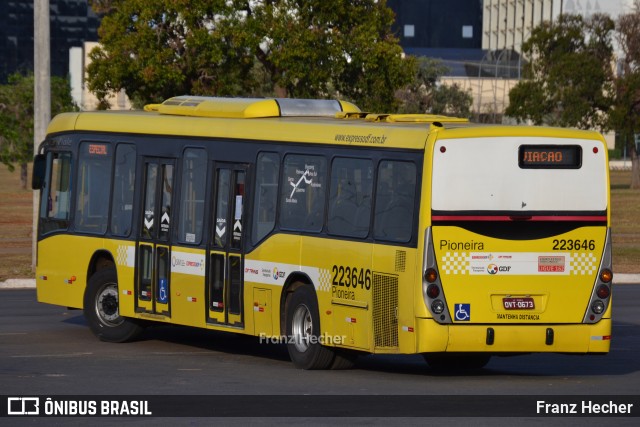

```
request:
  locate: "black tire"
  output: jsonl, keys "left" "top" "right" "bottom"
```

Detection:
{"left": 423, "top": 353, "right": 491, "bottom": 371}
{"left": 83, "top": 268, "right": 144, "bottom": 343}
{"left": 330, "top": 349, "right": 358, "bottom": 370}
{"left": 285, "top": 285, "right": 335, "bottom": 370}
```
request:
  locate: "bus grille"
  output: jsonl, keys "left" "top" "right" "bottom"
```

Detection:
{"left": 373, "top": 273, "right": 399, "bottom": 348}
{"left": 395, "top": 250, "right": 406, "bottom": 272}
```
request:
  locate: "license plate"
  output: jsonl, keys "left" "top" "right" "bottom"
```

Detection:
{"left": 503, "top": 297, "right": 535, "bottom": 310}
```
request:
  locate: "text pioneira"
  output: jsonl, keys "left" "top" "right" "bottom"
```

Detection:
{"left": 439, "top": 240, "right": 484, "bottom": 251}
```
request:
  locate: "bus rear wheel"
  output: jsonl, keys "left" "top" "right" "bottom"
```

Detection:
{"left": 83, "top": 268, "right": 144, "bottom": 343}
{"left": 330, "top": 349, "right": 357, "bottom": 370}
{"left": 285, "top": 285, "right": 335, "bottom": 370}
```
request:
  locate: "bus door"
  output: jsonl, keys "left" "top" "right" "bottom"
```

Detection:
{"left": 136, "top": 158, "right": 175, "bottom": 317}
{"left": 207, "top": 164, "right": 248, "bottom": 328}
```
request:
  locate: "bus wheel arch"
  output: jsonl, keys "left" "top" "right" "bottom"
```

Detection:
{"left": 86, "top": 250, "right": 116, "bottom": 284}
{"left": 83, "top": 267, "right": 144, "bottom": 343}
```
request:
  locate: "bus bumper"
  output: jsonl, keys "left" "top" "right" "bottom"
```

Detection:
{"left": 415, "top": 318, "right": 611, "bottom": 354}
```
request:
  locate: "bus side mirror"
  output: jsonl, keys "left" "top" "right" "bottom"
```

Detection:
{"left": 32, "top": 154, "right": 46, "bottom": 190}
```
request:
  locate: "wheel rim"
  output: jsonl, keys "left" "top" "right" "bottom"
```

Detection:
{"left": 95, "top": 282, "right": 124, "bottom": 327}
{"left": 291, "top": 304, "right": 313, "bottom": 353}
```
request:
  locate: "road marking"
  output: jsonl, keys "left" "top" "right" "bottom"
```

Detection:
{"left": 151, "top": 351, "right": 211, "bottom": 356}
{"left": 11, "top": 352, "right": 93, "bottom": 358}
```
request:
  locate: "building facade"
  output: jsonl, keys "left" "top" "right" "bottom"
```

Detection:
{"left": 388, "top": 0, "right": 483, "bottom": 49}
{"left": 0, "top": 0, "right": 99, "bottom": 83}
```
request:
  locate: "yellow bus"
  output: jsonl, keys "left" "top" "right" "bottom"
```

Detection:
{"left": 32, "top": 96, "right": 613, "bottom": 370}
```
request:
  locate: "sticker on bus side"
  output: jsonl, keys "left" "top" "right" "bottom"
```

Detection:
{"left": 440, "top": 252, "right": 598, "bottom": 276}
{"left": 454, "top": 304, "right": 471, "bottom": 321}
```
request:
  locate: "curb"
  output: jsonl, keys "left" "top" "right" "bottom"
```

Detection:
{"left": 0, "top": 279, "right": 36, "bottom": 289}
{"left": 613, "top": 273, "right": 640, "bottom": 284}
{"left": 609, "top": 160, "right": 632, "bottom": 171}
{"left": 1, "top": 274, "right": 639, "bottom": 289}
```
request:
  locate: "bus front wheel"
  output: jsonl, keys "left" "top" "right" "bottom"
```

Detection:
{"left": 83, "top": 268, "right": 144, "bottom": 343}
{"left": 285, "top": 285, "right": 335, "bottom": 370}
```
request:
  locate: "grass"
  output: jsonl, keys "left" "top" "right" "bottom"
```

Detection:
{"left": 0, "top": 164, "right": 34, "bottom": 281}
{"left": 610, "top": 170, "right": 640, "bottom": 273}
{"left": 0, "top": 165, "right": 638, "bottom": 282}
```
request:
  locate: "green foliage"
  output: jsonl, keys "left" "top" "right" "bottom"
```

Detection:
{"left": 87, "top": 0, "right": 251, "bottom": 108}
{"left": 612, "top": 1, "right": 640, "bottom": 188}
{"left": 395, "top": 58, "right": 472, "bottom": 117}
{"left": 430, "top": 83, "right": 473, "bottom": 118}
{"left": 505, "top": 14, "right": 615, "bottom": 131}
{"left": 608, "top": 148, "right": 622, "bottom": 159}
{"left": 87, "top": 0, "right": 414, "bottom": 112}
{"left": 0, "top": 73, "right": 77, "bottom": 171}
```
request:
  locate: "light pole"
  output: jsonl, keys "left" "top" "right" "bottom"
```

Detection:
{"left": 34, "top": 0, "right": 51, "bottom": 271}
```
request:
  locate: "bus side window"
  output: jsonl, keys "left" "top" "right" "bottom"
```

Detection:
{"left": 110, "top": 144, "right": 136, "bottom": 237}
{"left": 75, "top": 142, "right": 112, "bottom": 234}
{"left": 252, "top": 152, "right": 279, "bottom": 244}
{"left": 373, "top": 161, "right": 416, "bottom": 243}
{"left": 279, "top": 154, "right": 326, "bottom": 232}
{"left": 38, "top": 151, "right": 72, "bottom": 234}
{"left": 177, "top": 148, "right": 207, "bottom": 245}
{"left": 328, "top": 157, "right": 373, "bottom": 238}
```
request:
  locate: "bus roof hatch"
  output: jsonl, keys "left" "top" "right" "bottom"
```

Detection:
{"left": 144, "top": 96, "right": 360, "bottom": 119}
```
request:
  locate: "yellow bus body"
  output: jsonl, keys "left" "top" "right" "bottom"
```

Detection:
{"left": 34, "top": 97, "right": 612, "bottom": 367}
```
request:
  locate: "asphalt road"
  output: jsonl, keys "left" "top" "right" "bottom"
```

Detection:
{"left": 1, "top": 287, "right": 638, "bottom": 425}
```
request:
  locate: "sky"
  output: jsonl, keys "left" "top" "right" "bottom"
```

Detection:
{"left": 564, "top": 0, "right": 635, "bottom": 18}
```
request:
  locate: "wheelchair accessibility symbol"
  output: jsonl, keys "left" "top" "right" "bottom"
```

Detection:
{"left": 454, "top": 303, "right": 471, "bottom": 321}
{"left": 158, "top": 278, "right": 168, "bottom": 304}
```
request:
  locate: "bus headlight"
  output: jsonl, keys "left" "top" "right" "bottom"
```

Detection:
{"left": 591, "top": 300, "right": 605, "bottom": 315}
{"left": 431, "top": 300, "right": 445, "bottom": 314}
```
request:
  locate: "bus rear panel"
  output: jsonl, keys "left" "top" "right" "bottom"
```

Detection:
{"left": 421, "top": 135, "right": 611, "bottom": 355}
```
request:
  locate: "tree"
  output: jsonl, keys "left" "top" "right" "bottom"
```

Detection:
{"left": 505, "top": 14, "right": 615, "bottom": 131}
{"left": 611, "top": 0, "right": 640, "bottom": 189}
{"left": 87, "top": 0, "right": 415, "bottom": 112}
{"left": 87, "top": 0, "right": 253, "bottom": 108}
{"left": 395, "top": 57, "right": 473, "bottom": 117}
{"left": 0, "top": 73, "right": 77, "bottom": 189}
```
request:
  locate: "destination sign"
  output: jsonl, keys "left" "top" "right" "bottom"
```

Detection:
{"left": 519, "top": 145, "right": 581, "bottom": 169}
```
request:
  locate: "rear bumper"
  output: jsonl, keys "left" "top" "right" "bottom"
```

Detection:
{"left": 415, "top": 318, "right": 611, "bottom": 354}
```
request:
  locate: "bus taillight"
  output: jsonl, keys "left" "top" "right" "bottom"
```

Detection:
{"left": 425, "top": 268, "right": 438, "bottom": 283}
{"left": 596, "top": 285, "right": 610, "bottom": 299}
{"left": 591, "top": 300, "right": 606, "bottom": 315}
{"left": 423, "top": 227, "right": 453, "bottom": 324}
{"left": 426, "top": 284, "right": 440, "bottom": 298}
{"left": 431, "top": 300, "right": 445, "bottom": 314}
{"left": 599, "top": 269, "right": 613, "bottom": 283}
